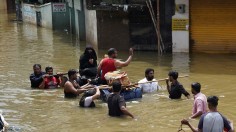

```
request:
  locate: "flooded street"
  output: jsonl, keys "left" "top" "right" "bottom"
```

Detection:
{"left": 0, "top": 11, "right": 236, "bottom": 132}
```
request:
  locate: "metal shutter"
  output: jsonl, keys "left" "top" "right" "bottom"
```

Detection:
{"left": 190, "top": 0, "right": 236, "bottom": 53}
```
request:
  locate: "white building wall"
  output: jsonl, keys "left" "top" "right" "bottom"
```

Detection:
{"left": 74, "top": 0, "right": 81, "bottom": 38}
{"left": 67, "top": 0, "right": 81, "bottom": 38}
{"left": 74, "top": 0, "right": 81, "bottom": 10}
{"left": 22, "top": 3, "right": 53, "bottom": 29}
{"left": 172, "top": 0, "right": 189, "bottom": 53}
{"left": 22, "top": 4, "right": 37, "bottom": 25}
{"left": 39, "top": 3, "right": 52, "bottom": 29}
{"left": 67, "top": 0, "right": 81, "bottom": 10}
{"left": 84, "top": 1, "right": 97, "bottom": 47}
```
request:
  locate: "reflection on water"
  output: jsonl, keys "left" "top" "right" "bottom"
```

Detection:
{"left": 0, "top": 12, "right": 236, "bottom": 132}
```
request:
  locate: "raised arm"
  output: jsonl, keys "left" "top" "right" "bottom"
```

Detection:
{"left": 115, "top": 48, "right": 133, "bottom": 68}
{"left": 166, "top": 79, "right": 171, "bottom": 93}
{"left": 91, "top": 87, "right": 101, "bottom": 100}
{"left": 38, "top": 75, "right": 47, "bottom": 89}
{"left": 55, "top": 76, "right": 62, "bottom": 88}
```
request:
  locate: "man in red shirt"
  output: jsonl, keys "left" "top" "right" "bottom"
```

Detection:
{"left": 97, "top": 48, "right": 133, "bottom": 84}
{"left": 39, "top": 66, "right": 62, "bottom": 89}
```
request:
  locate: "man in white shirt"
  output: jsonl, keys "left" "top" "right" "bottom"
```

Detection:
{"left": 138, "top": 68, "right": 160, "bottom": 93}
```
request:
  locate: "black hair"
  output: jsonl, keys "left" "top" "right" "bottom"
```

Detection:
{"left": 145, "top": 68, "right": 154, "bottom": 75}
{"left": 45, "top": 66, "right": 53, "bottom": 73}
{"left": 33, "top": 64, "right": 41, "bottom": 69}
{"left": 112, "top": 81, "right": 122, "bottom": 92}
{"left": 84, "top": 46, "right": 97, "bottom": 60}
{"left": 207, "top": 96, "right": 219, "bottom": 107}
{"left": 68, "top": 69, "right": 77, "bottom": 78}
{"left": 191, "top": 82, "right": 201, "bottom": 93}
{"left": 168, "top": 71, "right": 178, "bottom": 80}
{"left": 108, "top": 48, "right": 117, "bottom": 56}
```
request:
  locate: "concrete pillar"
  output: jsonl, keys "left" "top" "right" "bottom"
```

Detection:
{"left": 84, "top": 0, "right": 97, "bottom": 47}
{"left": 172, "top": 0, "right": 189, "bottom": 53}
{"left": 0, "top": 0, "right": 7, "bottom": 11}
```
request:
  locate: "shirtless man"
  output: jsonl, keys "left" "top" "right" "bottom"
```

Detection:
{"left": 64, "top": 69, "right": 95, "bottom": 98}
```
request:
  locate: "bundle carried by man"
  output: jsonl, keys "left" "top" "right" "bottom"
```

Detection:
{"left": 104, "top": 70, "right": 131, "bottom": 86}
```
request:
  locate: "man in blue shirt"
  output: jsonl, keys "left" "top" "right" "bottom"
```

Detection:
{"left": 29, "top": 64, "right": 45, "bottom": 88}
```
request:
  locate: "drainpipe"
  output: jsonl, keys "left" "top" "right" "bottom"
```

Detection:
{"left": 157, "top": 0, "right": 161, "bottom": 55}
{"left": 71, "top": 0, "right": 75, "bottom": 34}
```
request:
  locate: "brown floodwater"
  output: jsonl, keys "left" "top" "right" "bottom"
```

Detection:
{"left": 0, "top": 11, "right": 236, "bottom": 132}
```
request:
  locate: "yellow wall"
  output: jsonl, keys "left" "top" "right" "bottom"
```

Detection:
{"left": 190, "top": 0, "right": 236, "bottom": 53}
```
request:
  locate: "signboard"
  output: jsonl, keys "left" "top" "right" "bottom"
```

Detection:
{"left": 53, "top": 3, "right": 66, "bottom": 12}
{"left": 172, "top": 19, "right": 189, "bottom": 31}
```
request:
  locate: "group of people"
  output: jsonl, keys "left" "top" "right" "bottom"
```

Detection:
{"left": 29, "top": 47, "right": 135, "bottom": 117}
{"left": 27, "top": 46, "right": 234, "bottom": 132}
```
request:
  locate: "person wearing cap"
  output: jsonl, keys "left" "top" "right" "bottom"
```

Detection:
{"left": 64, "top": 69, "right": 95, "bottom": 98}
{"left": 29, "top": 64, "right": 45, "bottom": 88}
{"left": 79, "top": 87, "right": 100, "bottom": 107}
{"left": 97, "top": 48, "right": 133, "bottom": 84}
{"left": 166, "top": 71, "right": 190, "bottom": 99}
{"left": 190, "top": 82, "right": 207, "bottom": 119}
{"left": 181, "top": 96, "right": 234, "bottom": 132}
{"left": 138, "top": 68, "right": 161, "bottom": 93}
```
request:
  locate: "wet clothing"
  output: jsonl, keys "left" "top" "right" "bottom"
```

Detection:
{"left": 138, "top": 78, "right": 160, "bottom": 93}
{"left": 100, "top": 58, "right": 116, "bottom": 80}
{"left": 168, "top": 81, "right": 190, "bottom": 99}
{"left": 79, "top": 67, "right": 97, "bottom": 78}
{"left": 79, "top": 89, "right": 96, "bottom": 107}
{"left": 79, "top": 96, "right": 95, "bottom": 107}
{"left": 79, "top": 47, "right": 97, "bottom": 78}
{"left": 198, "top": 112, "right": 232, "bottom": 132}
{"left": 192, "top": 92, "right": 207, "bottom": 116}
{"left": 64, "top": 91, "right": 77, "bottom": 98}
{"left": 30, "top": 72, "right": 45, "bottom": 88}
{"left": 44, "top": 77, "right": 60, "bottom": 89}
{"left": 107, "top": 93, "right": 126, "bottom": 116}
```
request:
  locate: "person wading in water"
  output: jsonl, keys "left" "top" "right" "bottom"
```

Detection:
{"left": 64, "top": 69, "right": 95, "bottom": 98}
{"left": 97, "top": 48, "right": 133, "bottom": 84}
{"left": 166, "top": 71, "right": 190, "bottom": 99}
{"left": 79, "top": 46, "right": 98, "bottom": 79}
{"left": 181, "top": 96, "right": 234, "bottom": 132}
